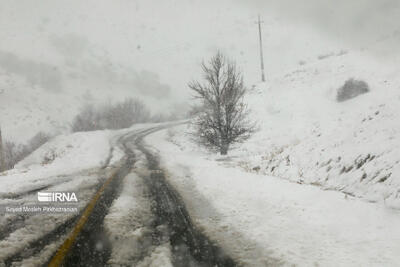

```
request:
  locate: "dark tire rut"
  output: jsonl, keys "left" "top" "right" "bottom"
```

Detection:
{"left": 135, "top": 134, "right": 237, "bottom": 267}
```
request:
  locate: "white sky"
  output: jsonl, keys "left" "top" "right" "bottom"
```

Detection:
{"left": 0, "top": 0, "right": 399, "bottom": 110}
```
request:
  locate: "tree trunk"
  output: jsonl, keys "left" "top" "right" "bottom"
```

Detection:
{"left": 220, "top": 140, "right": 229, "bottom": 155}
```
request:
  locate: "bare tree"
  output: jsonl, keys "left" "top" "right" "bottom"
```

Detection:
{"left": 189, "top": 52, "right": 255, "bottom": 155}
{"left": 0, "top": 126, "right": 5, "bottom": 172}
{"left": 71, "top": 98, "right": 151, "bottom": 132}
{"left": 100, "top": 98, "right": 150, "bottom": 129}
{"left": 4, "top": 141, "right": 17, "bottom": 170}
{"left": 71, "top": 104, "right": 102, "bottom": 132}
{"left": 27, "top": 132, "right": 51, "bottom": 152}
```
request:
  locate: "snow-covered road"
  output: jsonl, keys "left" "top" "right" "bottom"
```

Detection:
{"left": 2, "top": 122, "right": 400, "bottom": 266}
{"left": 0, "top": 125, "right": 158, "bottom": 266}
{"left": 145, "top": 126, "right": 400, "bottom": 267}
{"left": 0, "top": 130, "right": 118, "bottom": 266}
{"left": 0, "top": 123, "right": 236, "bottom": 267}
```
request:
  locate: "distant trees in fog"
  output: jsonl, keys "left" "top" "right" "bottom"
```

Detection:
{"left": 189, "top": 52, "right": 255, "bottom": 155}
{"left": 71, "top": 105, "right": 99, "bottom": 132}
{"left": 71, "top": 97, "right": 174, "bottom": 132}
{"left": 100, "top": 98, "right": 151, "bottom": 129}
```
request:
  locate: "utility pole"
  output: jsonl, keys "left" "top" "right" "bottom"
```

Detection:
{"left": 256, "top": 15, "right": 266, "bottom": 82}
{"left": 0, "top": 126, "right": 5, "bottom": 172}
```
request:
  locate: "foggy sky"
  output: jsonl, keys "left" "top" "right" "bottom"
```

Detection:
{"left": 238, "top": 0, "right": 400, "bottom": 47}
{"left": 0, "top": 0, "right": 399, "bottom": 111}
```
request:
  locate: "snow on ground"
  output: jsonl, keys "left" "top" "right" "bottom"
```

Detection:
{"left": 0, "top": 130, "right": 116, "bottom": 196}
{"left": 0, "top": 123, "right": 166, "bottom": 265}
{"left": 194, "top": 44, "right": 400, "bottom": 209}
{"left": 145, "top": 127, "right": 400, "bottom": 266}
{"left": 232, "top": 46, "right": 400, "bottom": 208}
{"left": 0, "top": 122, "right": 169, "bottom": 198}
{"left": 0, "top": 129, "right": 124, "bottom": 264}
{"left": 144, "top": 44, "right": 400, "bottom": 266}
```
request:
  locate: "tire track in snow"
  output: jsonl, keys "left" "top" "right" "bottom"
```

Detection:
{"left": 46, "top": 127, "right": 161, "bottom": 266}
{"left": 135, "top": 131, "right": 237, "bottom": 267}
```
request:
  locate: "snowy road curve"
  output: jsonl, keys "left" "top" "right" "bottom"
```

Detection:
{"left": 0, "top": 125, "right": 236, "bottom": 267}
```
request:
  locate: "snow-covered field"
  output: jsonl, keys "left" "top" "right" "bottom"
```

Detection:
{"left": 146, "top": 128, "right": 400, "bottom": 266}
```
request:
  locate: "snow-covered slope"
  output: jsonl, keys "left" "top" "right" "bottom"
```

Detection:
{"left": 0, "top": 47, "right": 170, "bottom": 143}
{"left": 167, "top": 42, "right": 400, "bottom": 208}
{"left": 0, "top": 130, "right": 116, "bottom": 196}
{"left": 0, "top": 69, "right": 81, "bottom": 143}
{"left": 230, "top": 47, "right": 400, "bottom": 208}
{"left": 0, "top": 32, "right": 176, "bottom": 143}
{"left": 146, "top": 128, "right": 400, "bottom": 266}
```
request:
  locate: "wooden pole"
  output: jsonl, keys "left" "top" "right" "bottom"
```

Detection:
{"left": 256, "top": 15, "right": 266, "bottom": 82}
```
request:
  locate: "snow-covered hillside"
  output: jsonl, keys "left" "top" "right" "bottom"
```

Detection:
{"left": 0, "top": 130, "right": 118, "bottom": 196}
{"left": 0, "top": 46, "right": 173, "bottom": 143}
{"left": 168, "top": 44, "right": 400, "bottom": 208}
{"left": 0, "top": 69, "right": 81, "bottom": 143}
{"left": 0, "top": 31, "right": 177, "bottom": 143}
{"left": 238, "top": 47, "right": 400, "bottom": 208}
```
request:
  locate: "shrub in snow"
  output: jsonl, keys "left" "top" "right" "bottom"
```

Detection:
{"left": 336, "top": 78, "right": 370, "bottom": 102}
{"left": 318, "top": 52, "right": 334, "bottom": 60}
{"left": 71, "top": 104, "right": 102, "bottom": 132}
{"left": 336, "top": 49, "right": 348, "bottom": 56}
{"left": 298, "top": 60, "right": 306, "bottom": 66}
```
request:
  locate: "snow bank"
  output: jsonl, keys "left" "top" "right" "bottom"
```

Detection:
{"left": 146, "top": 128, "right": 400, "bottom": 266}
{"left": 0, "top": 130, "right": 114, "bottom": 195}
{"left": 17, "top": 131, "right": 111, "bottom": 169}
